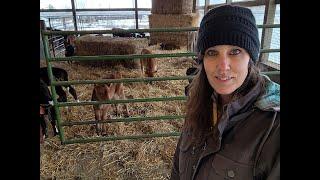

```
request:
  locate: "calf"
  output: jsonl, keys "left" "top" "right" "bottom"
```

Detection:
{"left": 65, "top": 44, "right": 75, "bottom": 57}
{"left": 112, "top": 28, "right": 134, "bottom": 37}
{"left": 140, "top": 48, "right": 158, "bottom": 78}
{"left": 91, "top": 72, "right": 129, "bottom": 136}
{"left": 160, "top": 42, "right": 180, "bottom": 50}
{"left": 40, "top": 79, "right": 59, "bottom": 140}
{"left": 185, "top": 67, "right": 198, "bottom": 96}
{"left": 40, "top": 67, "right": 78, "bottom": 102}
{"left": 112, "top": 72, "right": 130, "bottom": 117}
{"left": 64, "top": 35, "right": 76, "bottom": 57}
{"left": 133, "top": 32, "right": 147, "bottom": 38}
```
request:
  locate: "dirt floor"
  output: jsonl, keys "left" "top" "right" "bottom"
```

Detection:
{"left": 40, "top": 45, "right": 195, "bottom": 179}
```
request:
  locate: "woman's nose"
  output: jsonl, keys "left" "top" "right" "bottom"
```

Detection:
{"left": 217, "top": 55, "right": 230, "bottom": 71}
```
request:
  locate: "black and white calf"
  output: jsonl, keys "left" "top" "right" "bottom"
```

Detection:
{"left": 40, "top": 67, "right": 78, "bottom": 102}
{"left": 40, "top": 79, "right": 59, "bottom": 140}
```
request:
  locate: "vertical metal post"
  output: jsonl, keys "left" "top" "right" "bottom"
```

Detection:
{"left": 48, "top": 18, "right": 56, "bottom": 57}
{"left": 71, "top": 0, "right": 78, "bottom": 31}
{"left": 48, "top": 17, "right": 52, "bottom": 29}
{"left": 63, "top": 17, "right": 66, "bottom": 30}
{"left": 258, "top": 0, "right": 276, "bottom": 65}
{"left": 204, "top": 0, "right": 210, "bottom": 13}
{"left": 135, "top": 0, "right": 139, "bottom": 29}
{"left": 40, "top": 20, "right": 46, "bottom": 60}
{"left": 41, "top": 32, "right": 66, "bottom": 143}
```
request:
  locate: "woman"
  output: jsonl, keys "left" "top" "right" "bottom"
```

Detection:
{"left": 170, "top": 5, "right": 280, "bottom": 180}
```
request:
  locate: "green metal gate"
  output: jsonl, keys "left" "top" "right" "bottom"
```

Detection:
{"left": 41, "top": 25, "right": 279, "bottom": 144}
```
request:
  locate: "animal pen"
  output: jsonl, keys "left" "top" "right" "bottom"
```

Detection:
{"left": 40, "top": 27, "right": 205, "bottom": 179}
{"left": 41, "top": 27, "right": 279, "bottom": 180}
{"left": 41, "top": 27, "right": 279, "bottom": 145}
{"left": 40, "top": 0, "right": 280, "bottom": 178}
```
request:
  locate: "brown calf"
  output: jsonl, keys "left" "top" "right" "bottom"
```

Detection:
{"left": 160, "top": 42, "right": 180, "bottom": 50}
{"left": 112, "top": 72, "right": 130, "bottom": 117}
{"left": 91, "top": 72, "right": 130, "bottom": 136}
{"left": 140, "top": 48, "right": 158, "bottom": 78}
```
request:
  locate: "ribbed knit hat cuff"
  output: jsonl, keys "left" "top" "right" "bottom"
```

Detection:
{"left": 198, "top": 31, "right": 259, "bottom": 61}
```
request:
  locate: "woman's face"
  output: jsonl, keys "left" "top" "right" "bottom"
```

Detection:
{"left": 203, "top": 45, "right": 250, "bottom": 95}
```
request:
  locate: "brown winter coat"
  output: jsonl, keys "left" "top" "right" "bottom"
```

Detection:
{"left": 170, "top": 77, "right": 280, "bottom": 180}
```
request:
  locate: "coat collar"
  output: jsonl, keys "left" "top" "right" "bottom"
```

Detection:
{"left": 255, "top": 75, "right": 280, "bottom": 112}
{"left": 210, "top": 76, "right": 262, "bottom": 136}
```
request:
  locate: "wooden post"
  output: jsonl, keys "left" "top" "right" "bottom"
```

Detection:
{"left": 192, "top": 0, "right": 197, "bottom": 13}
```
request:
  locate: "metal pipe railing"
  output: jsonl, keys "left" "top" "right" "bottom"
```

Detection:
{"left": 48, "top": 49, "right": 279, "bottom": 62}
{"left": 53, "top": 70, "right": 279, "bottom": 86}
{"left": 51, "top": 36, "right": 65, "bottom": 43}
{"left": 57, "top": 96, "right": 187, "bottom": 107}
{"left": 42, "top": 24, "right": 279, "bottom": 36}
{"left": 62, "top": 132, "right": 181, "bottom": 144}
{"left": 54, "top": 76, "right": 194, "bottom": 86}
{"left": 61, "top": 115, "right": 185, "bottom": 126}
{"left": 48, "top": 52, "right": 196, "bottom": 62}
{"left": 53, "top": 43, "right": 65, "bottom": 50}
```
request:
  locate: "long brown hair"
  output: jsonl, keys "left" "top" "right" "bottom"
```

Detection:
{"left": 184, "top": 58, "right": 265, "bottom": 139}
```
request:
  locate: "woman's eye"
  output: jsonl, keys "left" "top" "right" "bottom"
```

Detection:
{"left": 230, "top": 49, "right": 241, "bottom": 55}
{"left": 206, "top": 49, "right": 217, "bottom": 56}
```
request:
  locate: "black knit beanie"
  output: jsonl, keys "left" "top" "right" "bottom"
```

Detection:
{"left": 196, "top": 5, "right": 260, "bottom": 62}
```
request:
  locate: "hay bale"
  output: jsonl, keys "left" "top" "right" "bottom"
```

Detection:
{"left": 74, "top": 35, "right": 149, "bottom": 68}
{"left": 152, "top": 0, "right": 193, "bottom": 14}
{"left": 149, "top": 13, "right": 199, "bottom": 46}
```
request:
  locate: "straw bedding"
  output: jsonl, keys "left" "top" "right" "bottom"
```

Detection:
{"left": 40, "top": 45, "right": 195, "bottom": 179}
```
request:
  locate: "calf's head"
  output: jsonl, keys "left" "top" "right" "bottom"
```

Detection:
{"left": 93, "top": 84, "right": 115, "bottom": 100}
